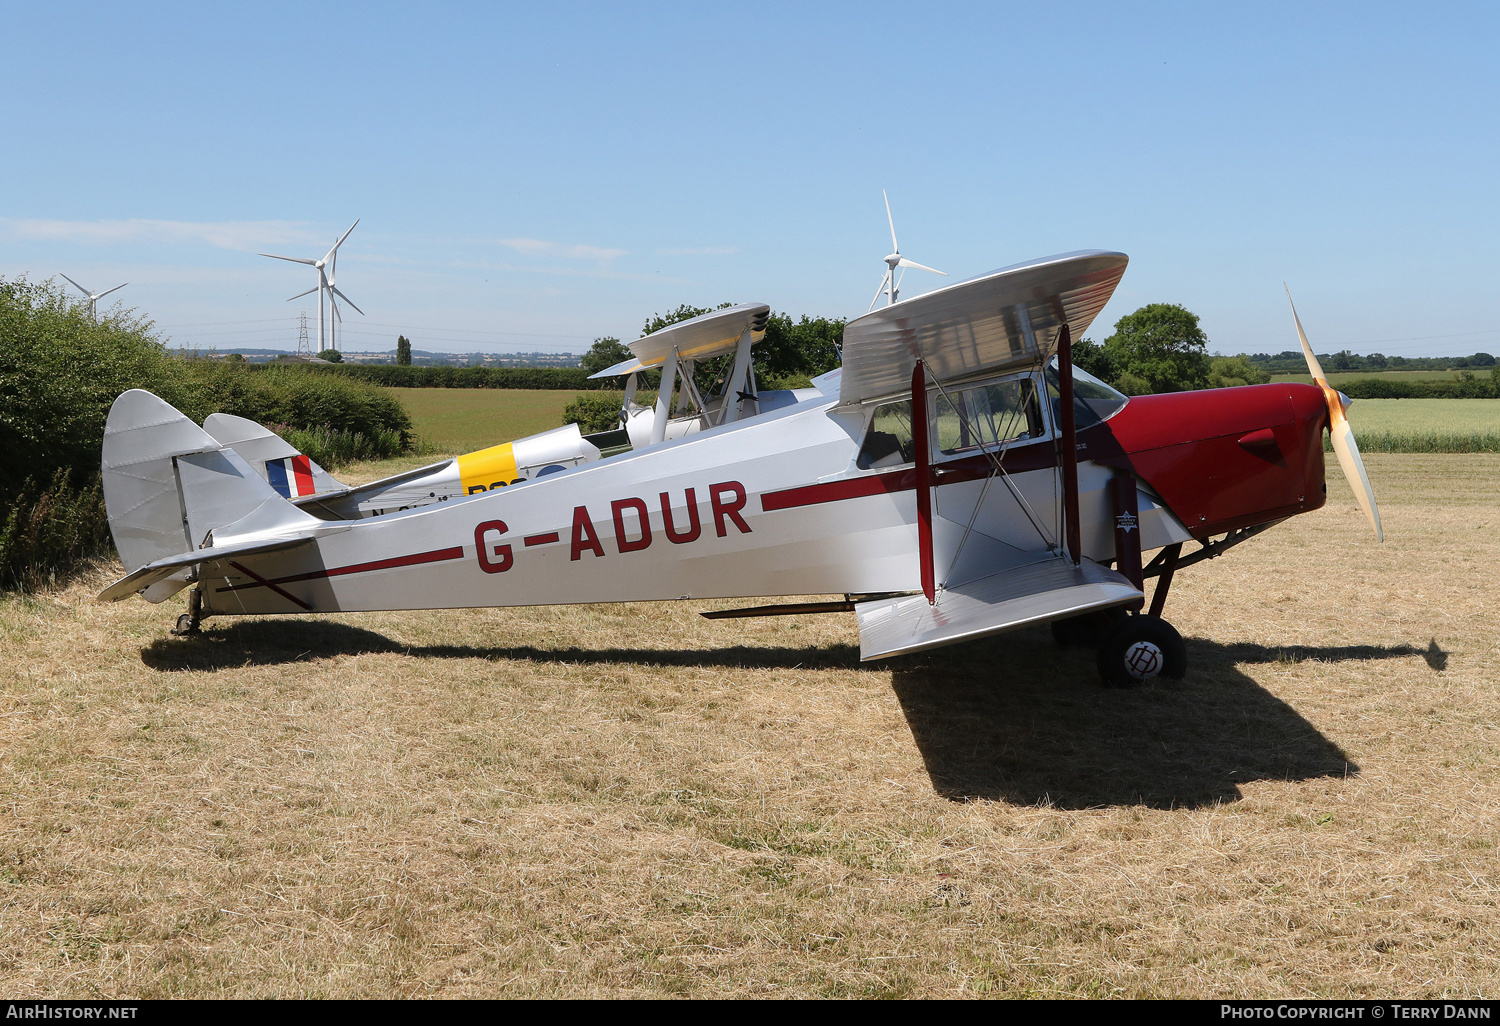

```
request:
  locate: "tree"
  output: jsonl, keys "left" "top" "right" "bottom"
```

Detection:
{"left": 1070, "top": 337, "right": 1115, "bottom": 382}
{"left": 580, "top": 336, "right": 632, "bottom": 376}
{"left": 318, "top": 349, "right": 343, "bottom": 363}
{"left": 1206, "top": 355, "right": 1272, "bottom": 389}
{"left": 396, "top": 335, "right": 411, "bottom": 366}
{"left": 643, "top": 303, "right": 724, "bottom": 336}
{"left": 755, "top": 313, "right": 844, "bottom": 385}
{"left": 1102, "top": 304, "right": 1210, "bottom": 394}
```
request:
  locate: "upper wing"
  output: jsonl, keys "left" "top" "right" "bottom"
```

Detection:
{"left": 838, "top": 250, "right": 1128, "bottom": 407}
{"left": 588, "top": 303, "right": 770, "bottom": 378}
{"left": 854, "top": 554, "right": 1141, "bottom": 661}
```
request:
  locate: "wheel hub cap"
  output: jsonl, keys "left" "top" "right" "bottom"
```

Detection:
{"left": 1123, "top": 641, "right": 1164, "bottom": 680}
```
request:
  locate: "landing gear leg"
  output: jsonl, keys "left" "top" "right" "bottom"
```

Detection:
{"left": 1096, "top": 612, "right": 1186, "bottom": 688}
{"left": 171, "top": 586, "right": 203, "bottom": 637}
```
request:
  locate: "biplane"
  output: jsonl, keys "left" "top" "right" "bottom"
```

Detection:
{"left": 97, "top": 250, "right": 1381, "bottom": 685}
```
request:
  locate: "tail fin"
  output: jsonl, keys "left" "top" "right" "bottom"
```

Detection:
{"left": 103, "top": 391, "right": 320, "bottom": 575}
{"left": 202, "top": 413, "right": 347, "bottom": 500}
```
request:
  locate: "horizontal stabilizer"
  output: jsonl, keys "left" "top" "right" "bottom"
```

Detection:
{"left": 97, "top": 533, "right": 316, "bottom": 603}
{"left": 854, "top": 555, "right": 1142, "bottom": 661}
{"left": 103, "top": 390, "right": 328, "bottom": 576}
{"left": 203, "top": 413, "right": 346, "bottom": 500}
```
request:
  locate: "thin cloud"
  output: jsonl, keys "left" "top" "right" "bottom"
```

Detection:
{"left": 656, "top": 246, "right": 738, "bottom": 256}
{"left": 0, "top": 218, "right": 327, "bottom": 252}
{"left": 497, "top": 237, "right": 627, "bottom": 262}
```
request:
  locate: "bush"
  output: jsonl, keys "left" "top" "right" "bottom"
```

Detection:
{"left": 0, "top": 469, "right": 110, "bottom": 592}
{"left": 0, "top": 277, "right": 421, "bottom": 591}
{"left": 272, "top": 424, "right": 410, "bottom": 468}
{"left": 179, "top": 362, "right": 415, "bottom": 446}
{"left": 1339, "top": 377, "right": 1499, "bottom": 399}
{"left": 295, "top": 364, "right": 609, "bottom": 390}
{"left": 562, "top": 393, "right": 627, "bottom": 434}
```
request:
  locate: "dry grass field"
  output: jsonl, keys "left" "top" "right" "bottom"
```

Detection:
{"left": 2, "top": 454, "right": 1497, "bottom": 998}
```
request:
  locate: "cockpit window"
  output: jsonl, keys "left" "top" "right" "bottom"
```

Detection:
{"left": 856, "top": 399, "right": 915, "bottom": 469}
{"left": 1045, "top": 358, "right": 1130, "bottom": 429}
{"left": 933, "top": 377, "right": 1044, "bottom": 455}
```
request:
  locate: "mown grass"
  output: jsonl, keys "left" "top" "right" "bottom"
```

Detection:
{"left": 2, "top": 454, "right": 1498, "bottom": 997}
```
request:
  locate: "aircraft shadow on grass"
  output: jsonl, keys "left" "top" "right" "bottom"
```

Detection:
{"left": 141, "top": 620, "right": 1446, "bottom": 810}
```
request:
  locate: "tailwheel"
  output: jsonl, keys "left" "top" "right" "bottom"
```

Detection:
{"left": 170, "top": 586, "right": 203, "bottom": 637}
{"left": 1096, "top": 613, "right": 1186, "bottom": 688}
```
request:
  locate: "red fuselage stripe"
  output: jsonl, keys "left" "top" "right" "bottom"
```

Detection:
{"left": 523, "top": 532, "right": 561, "bottom": 546}
{"left": 216, "top": 545, "right": 466, "bottom": 594}
{"left": 759, "top": 440, "right": 1062, "bottom": 513}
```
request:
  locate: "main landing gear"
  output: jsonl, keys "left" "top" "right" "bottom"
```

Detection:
{"left": 1051, "top": 609, "right": 1186, "bottom": 687}
{"left": 1051, "top": 535, "right": 1189, "bottom": 687}
{"left": 1095, "top": 612, "right": 1186, "bottom": 688}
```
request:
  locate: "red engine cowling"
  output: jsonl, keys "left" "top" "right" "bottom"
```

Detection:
{"left": 1087, "top": 383, "right": 1329, "bottom": 539}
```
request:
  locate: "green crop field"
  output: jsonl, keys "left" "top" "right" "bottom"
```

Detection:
{"left": 389, "top": 387, "right": 583, "bottom": 453}
{"left": 1342, "top": 398, "right": 1500, "bottom": 453}
{"left": 1270, "top": 369, "right": 1488, "bottom": 385}
{"left": 1346, "top": 398, "right": 1500, "bottom": 433}
{"left": 387, "top": 388, "right": 1500, "bottom": 459}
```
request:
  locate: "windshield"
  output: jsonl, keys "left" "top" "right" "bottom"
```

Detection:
{"left": 1045, "top": 357, "right": 1130, "bottom": 429}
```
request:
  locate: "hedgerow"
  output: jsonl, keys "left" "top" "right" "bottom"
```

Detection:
{"left": 0, "top": 277, "right": 418, "bottom": 592}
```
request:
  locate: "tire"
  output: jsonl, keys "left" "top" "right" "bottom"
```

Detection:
{"left": 1096, "top": 614, "right": 1186, "bottom": 687}
{"left": 1050, "top": 607, "right": 1128, "bottom": 648}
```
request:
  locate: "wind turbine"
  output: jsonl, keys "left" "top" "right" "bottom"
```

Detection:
{"left": 60, "top": 274, "right": 128, "bottom": 321}
{"left": 260, "top": 220, "right": 360, "bottom": 353}
{"left": 324, "top": 245, "right": 364, "bottom": 352}
{"left": 869, "top": 190, "right": 947, "bottom": 310}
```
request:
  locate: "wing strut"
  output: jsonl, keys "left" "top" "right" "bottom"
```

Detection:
{"left": 912, "top": 360, "right": 936, "bottom": 604}
{"left": 1055, "top": 322, "right": 1082, "bottom": 565}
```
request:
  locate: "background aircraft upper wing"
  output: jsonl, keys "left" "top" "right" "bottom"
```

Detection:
{"left": 588, "top": 303, "right": 771, "bottom": 378}
{"left": 837, "top": 250, "right": 1128, "bottom": 406}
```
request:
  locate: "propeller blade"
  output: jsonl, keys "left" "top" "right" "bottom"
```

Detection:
{"left": 95, "top": 283, "right": 128, "bottom": 300}
{"left": 1330, "top": 412, "right": 1384, "bottom": 542}
{"left": 286, "top": 285, "right": 319, "bottom": 302}
{"left": 896, "top": 257, "right": 948, "bottom": 276}
{"left": 59, "top": 273, "right": 90, "bottom": 297}
{"left": 883, "top": 189, "right": 899, "bottom": 254}
{"left": 869, "top": 270, "right": 892, "bottom": 311}
{"left": 1285, "top": 284, "right": 1328, "bottom": 385}
{"left": 261, "top": 253, "right": 317, "bottom": 266}
{"left": 1286, "top": 286, "right": 1383, "bottom": 541}
{"left": 330, "top": 285, "right": 364, "bottom": 315}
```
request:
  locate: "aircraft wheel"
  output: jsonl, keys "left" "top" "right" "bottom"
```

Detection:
{"left": 1051, "top": 608, "right": 1128, "bottom": 648}
{"left": 1096, "top": 614, "right": 1186, "bottom": 688}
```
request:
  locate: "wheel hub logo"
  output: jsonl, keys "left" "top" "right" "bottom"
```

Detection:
{"left": 1125, "top": 641, "right": 1163, "bottom": 679}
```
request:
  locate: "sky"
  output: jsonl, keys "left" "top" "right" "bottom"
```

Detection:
{"left": 2, "top": 1, "right": 1495, "bottom": 358}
